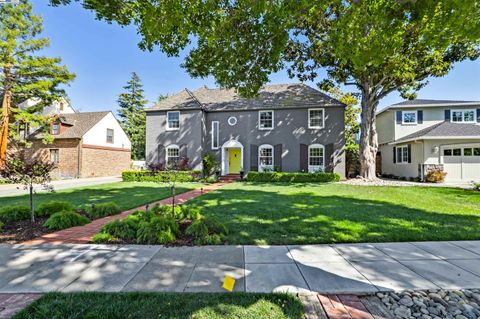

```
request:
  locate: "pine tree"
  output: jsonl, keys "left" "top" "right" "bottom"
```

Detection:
{"left": 117, "top": 72, "right": 147, "bottom": 160}
{"left": 0, "top": 0, "right": 75, "bottom": 167}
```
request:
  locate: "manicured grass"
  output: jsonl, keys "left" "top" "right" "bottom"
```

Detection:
{"left": 188, "top": 182, "right": 480, "bottom": 244}
{"left": 13, "top": 292, "right": 304, "bottom": 319}
{"left": 0, "top": 182, "right": 201, "bottom": 211}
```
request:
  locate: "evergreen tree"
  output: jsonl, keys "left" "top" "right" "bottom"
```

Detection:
{"left": 0, "top": 0, "right": 75, "bottom": 167}
{"left": 117, "top": 72, "right": 147, "bottom": 160}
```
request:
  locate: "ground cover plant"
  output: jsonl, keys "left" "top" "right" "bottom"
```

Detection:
{"left": 93, "top": 204, "right": 228, "bottom": 245}
{"left": 188, "top": 182, "right": 480, "bottom": 245}
{"left": 13, "top": 292, "right": 304, "bottom": 319}
{"left": 43, "top": 211, "right": 90, "bottom": 230}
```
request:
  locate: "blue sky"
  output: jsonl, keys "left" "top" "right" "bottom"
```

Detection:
{"left": 33, "top": 0, "right": 480, "bottom": 113}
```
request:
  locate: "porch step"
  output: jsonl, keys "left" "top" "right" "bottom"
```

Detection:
{"left": 219, "top": 174, "right": 241, "bottom": 182}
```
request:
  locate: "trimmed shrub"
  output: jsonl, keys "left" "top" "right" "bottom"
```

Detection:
{"left": 100, "top": 217, "right": 139, "bottom": 241}
{"left": 43, "top": 211, "right": 90, "bottom": 230}
{"left": 186, "top": 217, "right": 228, "bottom": 245}
{"left": 86, "top": 202, "right": 121, "bottom": 219}
{"left": 121, "top": 170, "right": 197, "bottom": 182}
{"left": 136, "top": 216, "right": 179, "bottom": 244}
{"left": 36, "top": 201, "right": 73, "bottom": 217}
{"left": 0, "top": 205, "right": 30, "bottom": 223}
{"left": 92, "top": 232, "right": 116, "bottom": 243}
{"left": 246, "top": 172, "right": 340, "bottom": 183}
{"left": 425, "top": 169, "right": 447, "bottom": 183}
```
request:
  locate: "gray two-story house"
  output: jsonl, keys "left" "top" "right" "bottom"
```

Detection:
{"left": 377, "top": 99, "right": 480, "bottom": 182}
{"left": 145, "top": 83, "right": 346, "bottom": 178}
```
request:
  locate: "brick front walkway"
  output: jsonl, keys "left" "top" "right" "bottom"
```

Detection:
{"left": 23, "top": 182, "right": 230, "bottom": 245}
{"left": 0, "top": 294, "right": 42, "bottom": 319}
{"left": 304, "top": 294, "right": 385, "bottom": 319}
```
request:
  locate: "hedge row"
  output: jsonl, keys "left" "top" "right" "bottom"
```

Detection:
{"left": 246, "top": 172, "right": 340, "bottom": 183}
{"left": 122, "top": 170, "right": 200, "bottom": 182}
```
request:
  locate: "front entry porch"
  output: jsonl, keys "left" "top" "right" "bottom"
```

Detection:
{"left": 221, "top": 140, "right": 244, "bottom": 175}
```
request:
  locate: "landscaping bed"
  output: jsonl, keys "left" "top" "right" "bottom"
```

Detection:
{"left": 13, "top": 292, "right": 304, "bottom": 319}
{"left": 0, "top": 217, "right": 52, "bottom": 243}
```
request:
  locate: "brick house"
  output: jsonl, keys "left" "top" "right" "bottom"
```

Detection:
{"left": 27, "top": 111, "right": 132, "bottom": 179}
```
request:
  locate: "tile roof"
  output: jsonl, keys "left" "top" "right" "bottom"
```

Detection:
{"left": 146, "top": 83, "right": 345, "bottom": 112}
{"left": 395, "top": 121, "right": 480, "bottom": 143}
{"left": 29, "top": 111, "right": 110, "bottom": 139}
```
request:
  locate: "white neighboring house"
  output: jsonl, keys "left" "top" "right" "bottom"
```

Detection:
{"left": 19, "top": 98, "right": 76, "bottom": 116}
{"left": 376, "top": 99, "right": 480, "bottom": 183}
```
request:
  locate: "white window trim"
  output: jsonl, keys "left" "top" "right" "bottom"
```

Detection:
{"left": 258, "top": 110, "right": 274, "bottom": 130}
{"left": 308, "top": 108, "right": 325, "bottom": 129}
{"left": 166, "top": 111, "right": 180, "bottom": 131}
{"left": 396, "top": 146, "right": 409, "bottom": 164}
{"left": 211, "top": 121, "right": 219, "bottom": 150}
{"left": 402, "top": 110, "right": 417, "bottom": 125}
{"left": 165, "top": 144, "right": 180, "bottom": 164}
{"left": 451, "top": 109, "right": 476, "bottom": 123}
{"left": 258, "top": 144, "right": 274, "bottom": 172}
{"left": 308, "top": 144, "right": 325, "bottom": 173}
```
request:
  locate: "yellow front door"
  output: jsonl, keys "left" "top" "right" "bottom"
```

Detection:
{"left": 229, "top": 149, "right": 241, "bottom": 173}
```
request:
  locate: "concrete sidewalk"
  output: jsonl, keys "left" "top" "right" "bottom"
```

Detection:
{"left": 1, "top": 241, "right": 479, "bottom": 294}
{"left": 0, "top": 176, "right": 122, "bottom": 197}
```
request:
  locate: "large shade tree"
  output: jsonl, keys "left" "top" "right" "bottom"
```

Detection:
{"left": 0, "top": 0, "right": 75, "bottom": 167}
{"left": 51, "top": 0, "right": 480, "bottom": 178}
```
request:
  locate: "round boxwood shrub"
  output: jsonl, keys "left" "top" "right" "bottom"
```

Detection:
{"left": 0, "top": 205, "right": 31, "bottom": 223}
{"left": 43, "top": 211, "right": 90, "bottom": 230}
{"left": 36, "top": 200, "right": 73, "bottom": 217}
{"left": 136, "top": 216, "right": 179, "bottom": 244}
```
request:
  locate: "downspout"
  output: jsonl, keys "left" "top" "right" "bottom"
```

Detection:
{"left": 77, "top": 139, "right": 81, "bottom": 178}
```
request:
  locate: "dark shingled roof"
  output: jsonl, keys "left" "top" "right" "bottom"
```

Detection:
{"left": 29, "top": 111, "right": 110, "bottom": 139}
{"left": 146, "top": 83, "right": 345, "bottom": 112}
{"left": 396, "top": 121, "right": 480, "bottom": 143}
{"left": 391, "top": 99, "right": 480, "bottom": 107}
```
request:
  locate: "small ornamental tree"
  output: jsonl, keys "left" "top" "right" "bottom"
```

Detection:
{"left": 0, "top": 154, "right": 55, "bottom": 222}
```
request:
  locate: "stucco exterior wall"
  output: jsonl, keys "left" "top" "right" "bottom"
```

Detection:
{"left": 376, "top": 110, "right": 395, "bottom": 144}
{"left": 379, "top": 142, "right": 424, "bottom": 178}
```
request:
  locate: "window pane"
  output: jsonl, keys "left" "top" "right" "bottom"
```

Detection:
{"left": 168, "top": 112, "right": 180, "bottom": 128}
{"left": 52, "top": 124, "right": 59, "bottom": 135}
{"left": 212, "top": 122, "right": 219, "bottom": 149}
{"left": 444, "top": 149, "right": 452, "bottom": 156}
{"left": 397, "top": 148, "right": 403, "bottom": 162}
{"left": 402, "top": 147, "right": 408, "bottom": 162}
{"left": 464, "top": 111, "right": 475, "bottom": 122}
{"left": 403, "top": 112, "right": 416, "bottom": 123}
{"left": 474, "top": 148, "right": 480, "bottom": 156}
{"left": 259, "top": 147, "right": 273, "bottom": 166}
{"left": 259, "top": 111, "right": 273, "bottom": 129}
{"left": 453, "top": 148, "right": 461, "bottom": 156}
{"left": 309, "top": 110, "right": 323, "bottom": 127}
{"left": 452, "top": 111, "right": 463, "bottom": 122}
{"left": 50, "top": 149, "right": 59, "bottom": 164}
{"left": 464, "top": 148, "right": 473, "bottom": 156}
{"left": 106, "top": 129, "right": 114, "bottom": 143}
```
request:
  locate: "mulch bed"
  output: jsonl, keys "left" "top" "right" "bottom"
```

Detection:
{"left": 0, "top": 217, "right": 54, "bottom": 244}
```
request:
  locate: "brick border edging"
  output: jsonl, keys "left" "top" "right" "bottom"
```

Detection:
{"left": 22, "top": 181, "right": 231, "bottom": 245}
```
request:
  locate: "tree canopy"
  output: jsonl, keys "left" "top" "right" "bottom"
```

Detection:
{"left": 0, "top": 0, "right": 75, "bottom": 166}
{"left": 50, "top": 0, "right": 480, "bottom": 178}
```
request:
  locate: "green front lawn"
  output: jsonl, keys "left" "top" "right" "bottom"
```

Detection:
{"left": 0, "top": 182, "right": 201, "bottom": 211}
{"left": 13, "top": 292, "right": 303, "bottom": 319}
{"left": 188, "top": 182, "right": 480, "bottom": 244}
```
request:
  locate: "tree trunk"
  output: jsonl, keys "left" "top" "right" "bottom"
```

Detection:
{"left": 359, "top": 89, "right": 379, "bottom": 180}
{"left": 29, "top": 184, "right": 35, "bottom": 223}
{"left": 0, "top": 90, "right": 11, "bottom": 168}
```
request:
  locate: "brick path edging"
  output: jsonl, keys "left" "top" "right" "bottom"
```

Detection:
{"left": 23, "top": 181, "right": 231, "bottom": 245}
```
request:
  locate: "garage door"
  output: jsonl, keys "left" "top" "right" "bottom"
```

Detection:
{"left": 442, "top": 145, "right": 480, "bottom": 182}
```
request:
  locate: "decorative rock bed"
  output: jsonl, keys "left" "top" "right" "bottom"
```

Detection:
{"left": 378, "top": 289, "right": 480, "bottom": 319}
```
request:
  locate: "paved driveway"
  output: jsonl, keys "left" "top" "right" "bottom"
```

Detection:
{"left": 0, "top": 176, "right": 121, "bottom": 197}
{"left": 1, "top": 241, "right": 480, "bottom": 294}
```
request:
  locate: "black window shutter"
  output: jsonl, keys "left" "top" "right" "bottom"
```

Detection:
{"left": 324, "top": 143, "right": 334, "bottom": 172}
{"left": 300, "top": 144, "right": 308, "bottom": 172}
{"left": 396, "top": 111, "right": 402, "bottom": 124}
{"left": 477, "top": 109, "right": 480, "bottom": 123}
{"left": 417, "top": 110, "right": 423, "bottom": 124}
{"left": 250, "top": 144, "right": 258, "bottom": 172}
{"left": 407, "top": 144, "right": 412, "bottom": 163}
{"left": 158, "top": 145, "right": 166, "bottom": 166}
{"left": 393, "top": 146, "right": 396, "bottom": 163}
{"left": 445, "top": 109, "right": 451, "bottom": 122}
{"left": 274, "top": 144, "right": 283, "bottom": 172}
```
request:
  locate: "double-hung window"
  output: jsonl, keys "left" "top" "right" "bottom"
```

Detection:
{"left": 258, "top": 144, "right": 274, "bottom": 172}
{"left": 308, "top": 144, "right": 324, "bottom": 172}
{"left": 106, "top": 128, "right": 114, "bottom": 143}
{"left": 52, "top": 123, "right": 60, "bottom": 135}
{"left": 396, "top": 146, "right": 409, "bottom": 164}
{"left": 211, "top": 121, "right": 219, "bottom": 150}
{"left": 50, "top": 149, "right": 59, "bottom": 164}
{"left": 258, "top": 110, "right": 274, "bottom": 130}
{"left": 166, "top": 145, "right": 180, "bottom": 166}
{"left": 167, "top": 111, "right": 180, "bottom": 130}
{"left": 452, "top": 109, "right": 475, "bottom": 123}
{"left": 308, "top": 109, "right": 324, "bottom": 129}
{"left": 402, "top": 111, "right": 417, "bottom": 124}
